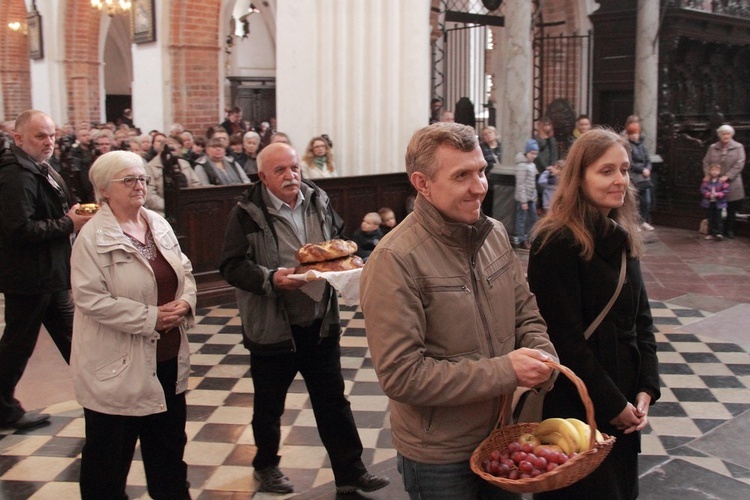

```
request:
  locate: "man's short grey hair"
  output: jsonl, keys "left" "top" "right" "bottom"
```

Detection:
{"left": 405, "top": 122, "right": 478, "bottom": 179}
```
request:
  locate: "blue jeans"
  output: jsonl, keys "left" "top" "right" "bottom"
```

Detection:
{"left": 397, "top": 454, "right": 521, "bottom": 500}
{"left": 638, "top": 186, "right": 652, "bottom": 223}
{"left": 514, "top": 201, "right": 538, "bottom": 243}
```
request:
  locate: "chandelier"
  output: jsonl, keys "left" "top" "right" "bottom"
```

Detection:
{"left": 91, "top": 0, "right": 132, "bottom": 17}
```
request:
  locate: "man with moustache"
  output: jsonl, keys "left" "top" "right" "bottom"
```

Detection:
{"left": 219, "top": 143, "right": 389, "bottom": 495}
{"left": 0, "top": 110, "right": 92, "bottom": 429}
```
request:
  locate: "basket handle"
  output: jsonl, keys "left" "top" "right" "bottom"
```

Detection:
{"left": 499, "top": 359, "right": 598, "bottom": 450}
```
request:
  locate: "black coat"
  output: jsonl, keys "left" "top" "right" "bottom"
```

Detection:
{"left": 0, "top": 145, "right": 75, "bottom": 294}
{"left": 527, "top": 223, "right": 660, "bottom": 500}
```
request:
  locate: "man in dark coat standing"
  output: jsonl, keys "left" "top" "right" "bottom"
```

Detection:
{"left": 0, "top": 110, "right": 92, "bottom": 429}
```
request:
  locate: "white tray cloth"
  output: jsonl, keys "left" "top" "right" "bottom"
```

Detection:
{"left": 287, "top": 268, "right": 362, "bottom": 305}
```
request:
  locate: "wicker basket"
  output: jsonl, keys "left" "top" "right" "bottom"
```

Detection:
{"left": 470, "top": 360, "right": 616, "bottom": 494}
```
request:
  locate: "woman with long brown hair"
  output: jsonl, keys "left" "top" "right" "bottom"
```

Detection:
{"left": 527, "top": 129, "right": 659, "bottom": 500}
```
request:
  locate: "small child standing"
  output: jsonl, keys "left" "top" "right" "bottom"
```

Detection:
{"left": 537, "top": 159, "right": 564, "bottom": 214}
{"left": 514, "top": 139, "right": 540, "bottom": 249}
{"left": 700, "top": 163, "right": 731, "bottom": 241}
{"left": 352, "top": 212, "right": 383, "bottom": 261}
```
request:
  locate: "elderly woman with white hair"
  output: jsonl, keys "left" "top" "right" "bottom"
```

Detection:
{"left": 702, "top": 124, "right": 746, "bottom": 238}
{"left": 70, "top": 150, "right": 196, "bottom": 499}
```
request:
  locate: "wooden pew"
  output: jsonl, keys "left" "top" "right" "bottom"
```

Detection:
{"left": 164, "top": 173, "right": 414, "bottom": 307}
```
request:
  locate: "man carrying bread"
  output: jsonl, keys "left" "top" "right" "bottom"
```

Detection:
{"left": 0, "top": 110, "right": 92, "bottom": 430}
{"left": 220, "top": 142, "right": 389, "bottom": 495}
{"left": 360, "top": 123, "right": 557, "bottom": 499}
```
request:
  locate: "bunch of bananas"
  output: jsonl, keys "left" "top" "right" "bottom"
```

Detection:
{"left": 533, "top": 418, "right": 604, "bottom": 455}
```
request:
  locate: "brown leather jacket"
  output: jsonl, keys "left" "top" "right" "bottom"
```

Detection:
{"left": 361, "top": 195, "right": 556, "bottom": 464}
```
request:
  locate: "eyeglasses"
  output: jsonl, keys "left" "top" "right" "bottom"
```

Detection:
{"left": 111, "top": 175, "right": 152, "bottom": 188}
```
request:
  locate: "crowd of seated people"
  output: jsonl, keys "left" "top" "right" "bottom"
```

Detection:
{"left": 44, "top": 112, "right": 356, "bottom": 215}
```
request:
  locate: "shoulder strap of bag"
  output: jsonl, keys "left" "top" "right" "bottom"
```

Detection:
{"left": 583, "top": 248, "right": 626, "bottom": 340}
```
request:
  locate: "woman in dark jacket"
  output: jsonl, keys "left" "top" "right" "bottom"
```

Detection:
{"left": 527, "top": 129, "right": 660, "bottom": 500}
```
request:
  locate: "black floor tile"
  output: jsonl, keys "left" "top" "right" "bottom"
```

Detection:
{"left": 670, "top": 388, "right": 717, "bottom": 402}
{"left": 34, "top": 436, "right": 84, "bottom": 458}
{"left": 195, "top": 377, "right": 239, "bottom": 391}
{"left": 659, "top": 363, "right": 693, "bottom": 374}
{"left": 707, "top": 342, "right": 746, "bottom": 353}
{"left": 0, "top": 480, "right": 44, "bottom": 500}
{"left": 664, "top": 333, "right": 701, "bottom": 342}
{"left": 692, "top": 418, "right": 727, "bottom": 433}
{"left": 649, "top": 402, "right": 687, "bottom": 417}
{"left": 699, "top": 375, "right": 745, "bottom": 388}
{"left": 680, "top": 352, "right": 721, "bottom": 363}
{"left": 193, "top": 423, "right": 246, "bottom": 444}
{"left": 53, "top": 458, "right": 81, "bottom": 482}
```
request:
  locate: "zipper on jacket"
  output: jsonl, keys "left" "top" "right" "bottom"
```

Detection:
{"left": 485, "top": 260, "right": 511, "bottom": 288}
{"left": 469, "top": 225, "right": 504, "bottom": 433}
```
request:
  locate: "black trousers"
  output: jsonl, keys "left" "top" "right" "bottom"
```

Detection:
{"left": 725, "top": 199, "right": 742, "bottom": 235}
{"left": 79, "top": 358, "right": 189, "bottom": 500}
{"left": 0, "top": 290, "right": 73, "bottom": 423}
{"left": 250, "top": 323, "right": 366, "bottom": 485}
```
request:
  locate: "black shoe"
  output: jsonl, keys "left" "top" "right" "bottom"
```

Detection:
{"left": 336, "top": 472, "right": 390, "bottom": 494}
{"left": 1, "top": 412, "right": 50, "bottom": 430}
{"left": 253, "top": 466, "right": 294, "bottom": 494}
{"left": 725, "top": 231, "right": 735, "bottom": 239}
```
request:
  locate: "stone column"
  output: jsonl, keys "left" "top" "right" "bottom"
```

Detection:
{"left": 492, "top": 0, "right": 533, "bottom": 229}
{"left": 500, "top": 0, "right": 533, "bottom": 167}
{"left": 634, "top": 0, "right": 659, "bottom": 152}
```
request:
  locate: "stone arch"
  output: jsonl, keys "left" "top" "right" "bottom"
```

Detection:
{"left": 64, "top": 0, "right": 102, "bottom": 125}
{"left": 168, "top": 0, "right": 223, "bottom": 134}
{"left": 0, "top": 0, "right": 31, "bottom": 120}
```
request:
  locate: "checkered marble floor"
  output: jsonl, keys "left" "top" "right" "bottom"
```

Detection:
{"left": 1, "top": 301, "right": 749, "bottom": 499}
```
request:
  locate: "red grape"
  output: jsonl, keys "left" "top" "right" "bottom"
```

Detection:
{"left": 519, "top": 460, "right": 533, "bottom": 473}
{"left": 521, "top": 443, "right": 535, "bottom": 454}
{"left": 507, "top": 441, "right": 521, "bottom": 453}
{"left": 508, "top": 470, "right": 520, "bottom": 480}
{"left": 511, "top": 451, "right": 528, "bottom": 464}
{"left": 546, "top": 462, "right": 558, "bottom": 472}
{"left": 533, "top": 456, "right": 548, "bottom": 470}
{"left": 489, "top": 450, "right": 502, "bottom": 462}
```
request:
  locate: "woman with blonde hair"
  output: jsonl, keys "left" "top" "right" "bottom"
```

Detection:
{"left": 527, "top": 129, "right": 659, "bottom": 500}
{"left": 301, "top": 136, "right": 336, "bottom": 178}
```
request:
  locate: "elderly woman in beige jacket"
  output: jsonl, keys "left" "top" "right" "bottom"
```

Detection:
{"left": 71, "top": 151, "right": 196, "bottom": 500}
{"left": 702, "top": 124, "right": 746, "bottom": 238}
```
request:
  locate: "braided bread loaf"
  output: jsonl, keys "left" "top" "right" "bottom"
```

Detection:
{"left": 295, "top": 239, "right": 358, "bottom": 264}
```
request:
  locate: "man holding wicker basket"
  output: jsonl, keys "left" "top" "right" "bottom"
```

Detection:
{"left": 361, "top": 123, "right": 557, "bottom": 499}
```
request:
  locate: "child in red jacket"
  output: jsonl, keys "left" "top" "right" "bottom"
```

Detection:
{"left": 701, "top": 163, "right": 731, "bottom": 240}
